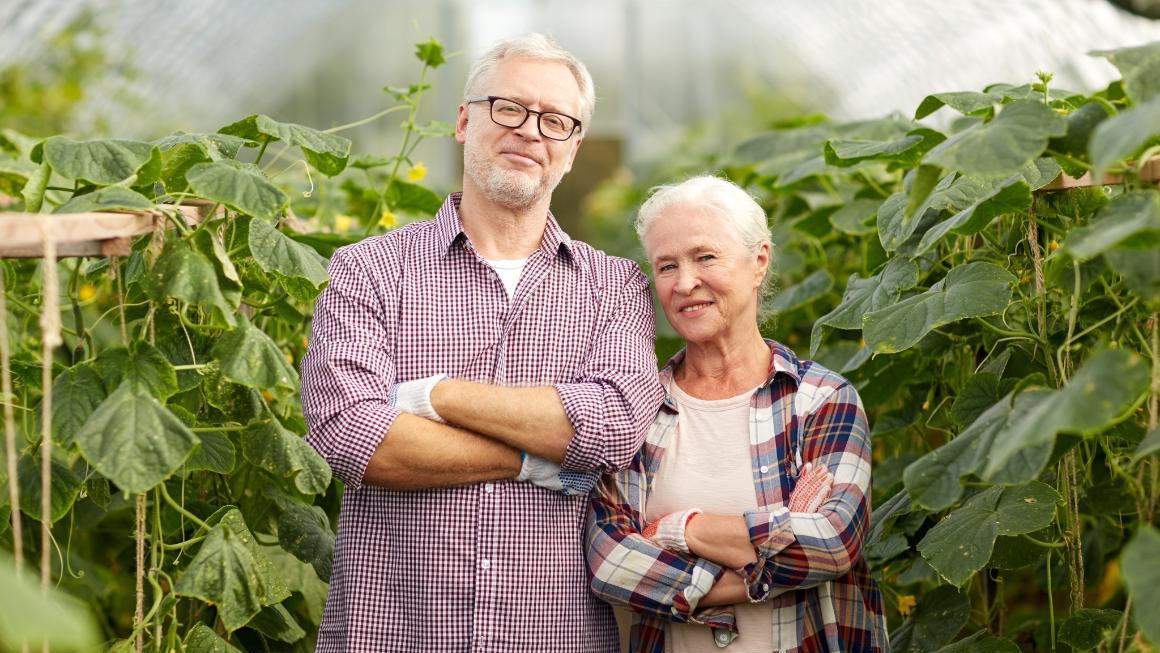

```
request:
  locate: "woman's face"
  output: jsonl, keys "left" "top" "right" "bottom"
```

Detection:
{"left": 642, "top": 204, "right": 769, "bottom": 347}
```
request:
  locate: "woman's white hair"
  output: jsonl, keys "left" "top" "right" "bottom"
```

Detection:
{"left": 463, "top": 33, "right": 596, "bottom": 136}
{"left": 636, "top": 175, "right": 775, "bottom": 297}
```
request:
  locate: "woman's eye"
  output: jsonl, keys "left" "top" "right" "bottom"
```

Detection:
{"left": 658, "top": 263, "right": 676, "bottom": 272}
{"left": 698, "top": 254, "right": 715, "bottom": 262}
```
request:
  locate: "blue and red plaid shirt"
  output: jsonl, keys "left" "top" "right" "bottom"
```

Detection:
{"left": 586, "top": 341, "right": 888, "bottom": 653}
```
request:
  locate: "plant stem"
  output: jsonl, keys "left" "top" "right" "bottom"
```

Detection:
{"left": 158, "top": 482, "right": 210, "bottom": 531}
{"left": 254, "top": 135, "right": 271, "bottom": 167}
{"left": 135, "top": 493, "right": 146, "bottom": 653}
{"left": 323, "top": 104, "right": 410, "bottom": 134}
{"left": 364, "top": 64, "right": 431, "bottom": 238}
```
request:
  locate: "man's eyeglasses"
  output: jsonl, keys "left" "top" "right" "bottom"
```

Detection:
{"left": 466, "top": 96, "right": 581, "bottom": 142}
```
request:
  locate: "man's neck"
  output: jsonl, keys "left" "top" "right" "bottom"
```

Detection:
{"left": 457, "top": 185, "right": 552, "bottom": 260}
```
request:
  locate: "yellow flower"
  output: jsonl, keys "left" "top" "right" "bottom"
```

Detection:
{"left": 1048, "top": 240, "right": 1060, "bottom": 253}
{"left": 407, "top": 162, "right": 427, "bottom": 183}
{"left": 78, "top": 283, "right": 97, "bottom": 302}
{"left": 897, "top": 595, "right": 917, "bottom": 616}
{"left": 333, "top": 214, "right": 355, "bottom": 233}
{"left": 379, "top": 211, "right": 398, "bottom": 229}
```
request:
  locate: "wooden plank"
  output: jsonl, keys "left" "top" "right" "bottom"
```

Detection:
{"left": 0, "top": 204, "right": 210, "bottom": 259}
{"left": 1040, "top": 157, "right": 1160, "bottom": 191}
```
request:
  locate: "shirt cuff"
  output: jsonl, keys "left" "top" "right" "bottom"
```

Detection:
{"left": 740, "top": 506, "right": 796, "bottom": 601}
{"left": 308, "top": 402, "right": 399, "bottom": 491}
{"left": 554, "top": 382, "right": 604, "bottom": 470}
{"left": 671, "top": 558, "right": 724, "bottom": 619}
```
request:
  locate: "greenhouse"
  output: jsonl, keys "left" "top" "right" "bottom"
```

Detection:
{"left": 2, "top": 1, "right": 1160, "bottom": 652}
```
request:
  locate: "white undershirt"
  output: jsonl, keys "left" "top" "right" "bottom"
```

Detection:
{"left": 647, "top": 378, "right": 775, "bottom": 653}
{"left": 484, "top": 257, "right": 528, "bottom": 299}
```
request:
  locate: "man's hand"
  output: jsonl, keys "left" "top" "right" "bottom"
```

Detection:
{"left": 515, "top": 454, "right": 600, "bottom": 496}
{"left": 641, "top": 508, "right": 702, "bottom": 554}
{"left": 788, "top": 462, "right": 834, "bottom": 513}
{"left": 390, "top": 374, "right": 448, "bottom": 423}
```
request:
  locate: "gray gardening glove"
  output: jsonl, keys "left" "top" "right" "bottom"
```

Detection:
{"left": 515, "top": 453, "right": 600, "bottom": 496}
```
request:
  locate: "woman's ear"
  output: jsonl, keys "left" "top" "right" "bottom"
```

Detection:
{"left": 754, "top": 241, "right": 771, "bottom": 288}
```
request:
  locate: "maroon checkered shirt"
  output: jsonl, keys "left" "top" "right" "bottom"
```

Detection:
{"left": 301, "top": 193, "right": 664, "bottom": 652}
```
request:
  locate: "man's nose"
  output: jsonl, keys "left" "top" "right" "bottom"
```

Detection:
{"left": 513, "top": 114, "right": 542, "bottom": 140}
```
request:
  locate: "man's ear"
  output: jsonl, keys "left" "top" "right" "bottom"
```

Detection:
{"left": 562, "top": 136, "right": 583, "bottom": 175}
{"left": 455, "top": 104, "right": 469, "bottom": 144}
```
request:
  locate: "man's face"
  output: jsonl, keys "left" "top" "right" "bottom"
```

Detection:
{"left": 457, "top": 57, "right": 584, "bottom": 211}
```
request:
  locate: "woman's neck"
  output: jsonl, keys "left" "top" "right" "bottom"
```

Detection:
{"left": 676, "top": 330, "right": 771, "bottom": 400}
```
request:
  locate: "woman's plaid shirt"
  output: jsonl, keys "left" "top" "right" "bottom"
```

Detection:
{"left": 301, "top": 194, "right": 664, "bottom": 652}
{"left": 585, "top": 341, "right": 889, "bottom": 653}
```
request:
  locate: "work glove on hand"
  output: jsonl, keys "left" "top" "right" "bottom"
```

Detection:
{"left": 388, "top": 374, "right": 448, "bottom": 423}
{"left": 515, "top": 453, "right": 601, "bottom": 496}
{"left": 788, "top": 462, "right": 834, "bottom": 513}
{"left": 641, "top": 508, "right": 702, "bottom": 554}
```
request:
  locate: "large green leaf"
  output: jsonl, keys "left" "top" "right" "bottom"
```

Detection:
{"left": 187, "top": 430, "right": 237, "bottom": 475}
{"left": 0, "top": 553, "right": 100, "bottom": 652}
{"left": 810, "top": 257, "right": 920, "bottom": 355}
{"left": 55, "top": 186, "right": 154, "bottom": 214}
{"left": 1092, "top": 41, "right": 1160, "bottom": 103}
{"left": 924, "top": 100, "right": 1067, "bottom": 180}
{"left": 144, "top": 238, "right": 237, "bottom": 327}
{"left": 73, "top": 381, "right": 199, "bottom": 494}
{"left": 1063, "top": 191, "right": 1160, "bottom": 261}
{"left": 51, "top": 363, "right": 106, "bottom": 445}
{"left": 1122, "top": 526, "right": 1160, "bottom": 645}
{"left": 186, "top": 160, "right": 288, "bottom": 221}
{"left": 863, "top": 262, "right": 1017, "bottom": 354}
{"left": 386, "top": 179, "right": 444, "bottom": 216}
{"left": 983, "top": 349, "right": 1149, "bottom": 480}
{"left": 917, "top": 482, "right": 1059, "bottom": 585}
{"left": 247, "top": 217, "right": 330, "bottom": 303}
{"left": 155, "top": 132, "right": 246, "bottom": 160}
{"left": 174, "top": 517, "right": 266, "bottom": 631}
{"left": 889, "top": 584, "right": 971, "bottom": 653}
{"left": 212, "top": 318, "right": 298, "bottom": 390}
{"left": 247, "top": 604, "right": 305, "bottom": 643}
{"left": 1058, "top": 608, "right": 1124, "bottom": 650}
{"left": 94, "top": 340, "right": 180, "bottom": 400}
{"left": 1089, "top": 95, "right": 1160, "bottom": 181}
{"left": 769, "top": 269, "right": 832, "bottom": 313}
{"left": 915, "top": 178, "right": 1031, "bottom": 255}
{"left": 35, "top": 136, "right": 159, "bottom": 185}
{"left": 241, "top": 421, "right": 332, "bottom": 495}
{"left": 277, "top": 501, "right": 335, "bottom": 582}
{"left": 184, "top": 622, "right": 243, "bottom": 653}
{"left": 829, "top": 198, "right": 880, "bottom": 236}
{"left": 1106, "top": 240, "right": 1160, "bottom": 305}
{"left": 915, "top": 91, "right": 1003, "bottom": 119}
{"left": 218, "top": 114, "right": 352, "bottom": 176}
{"left": 18, "top": 455, "right": 82, "bottom": 523}
{"left": 824, "top": 128, "right": 944, "bottom": 168}
{"left": 904, "top": 393, "right": 1014, "bottom": 511}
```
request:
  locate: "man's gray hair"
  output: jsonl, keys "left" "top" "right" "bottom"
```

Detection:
{"left": 636, "top": 175, "right": 775, "bottom": 298}
{"left": 463, "top": 33, "right": 596, "bottom": 136}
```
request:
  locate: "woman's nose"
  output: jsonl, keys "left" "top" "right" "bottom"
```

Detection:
{"left": 674, "top": 268, "right": 700, "bottom": 293}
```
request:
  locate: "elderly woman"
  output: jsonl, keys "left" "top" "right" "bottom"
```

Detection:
{"left": 586, "top": 176, "right": 887, "bottom": 653}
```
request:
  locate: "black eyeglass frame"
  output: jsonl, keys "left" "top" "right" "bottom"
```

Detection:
{"left": 465, "top": 95, "right": 582, "bottom": 142}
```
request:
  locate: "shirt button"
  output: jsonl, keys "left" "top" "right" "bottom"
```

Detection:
{"left": 480, "top": 559, "right": 491, "bottom": 570}
{"left": 760, "top": 465, "right": 769, "bottom": 473}
{"left": 483, "top": 482, "right": 494, "bottom": 493}
{"left": 717, "top": 632, "right": 729, "bottom": 643}
{"left": 762, "top": 583, "right": 771, "bottom": 592}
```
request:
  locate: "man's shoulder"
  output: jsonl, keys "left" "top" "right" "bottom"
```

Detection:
{"left": 564, "top": 239, "right": 648, "bottom": 288}
{"left": 331, "top": 220, "right": 439, "bottom": 269}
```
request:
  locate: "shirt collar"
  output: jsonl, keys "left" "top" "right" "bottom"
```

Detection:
{"left": 435, "top": 192, "right": 574, "bottom": 261}
{"left": 657, "top": 339, "right": 801, "bottom": 411}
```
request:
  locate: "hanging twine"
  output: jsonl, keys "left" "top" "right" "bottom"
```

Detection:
{"left": 38, "top": 218, "right": 61, "bottom": 606}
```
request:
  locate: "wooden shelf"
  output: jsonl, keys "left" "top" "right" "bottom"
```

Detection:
{"left": 0, "top": 203, "right": 213, "bottom": 259}
{"left": 1040, "top": 157, "right": 1160, "bottom": 191}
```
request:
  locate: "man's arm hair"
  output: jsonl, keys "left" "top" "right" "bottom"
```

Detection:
{"left": 363, "top": 412, "right": 522, "bottom": 489}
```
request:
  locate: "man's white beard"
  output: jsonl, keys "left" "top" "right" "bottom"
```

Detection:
{"left": 464, "top": 129, "right": 565, "bottom": 210}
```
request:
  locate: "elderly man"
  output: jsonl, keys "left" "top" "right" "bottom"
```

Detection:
{"left": 301, "top": 33, "right": 664, "bottom": 652}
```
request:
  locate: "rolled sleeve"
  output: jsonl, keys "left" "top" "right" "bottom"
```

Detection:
{"left": 740, "top": 383, "right": 872, "bottom": 601}
{"left": 301, "top": 247, "right": 399, "bottom": 491}
{"left": 557, "top": 267, "right": 664, "bottom": 473}
{"left": 585, "top": 466, "right": 728, "bottom": 624}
